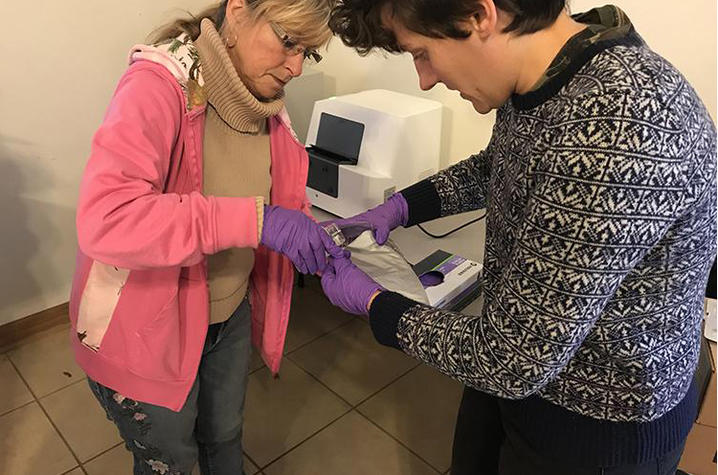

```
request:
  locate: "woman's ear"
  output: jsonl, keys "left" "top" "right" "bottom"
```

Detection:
{"left": 225, "top": 0, "right": 246, "bottom": 24}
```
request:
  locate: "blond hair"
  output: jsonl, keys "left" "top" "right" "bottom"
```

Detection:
{"left": 149, "top": 0, "right": 335, "bottom": 49}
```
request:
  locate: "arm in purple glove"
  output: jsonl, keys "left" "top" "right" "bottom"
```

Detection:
{"left": 320, "top": 256, "right": 384, "bottom": 315}
{"left": 261, "top": 205, "right": 346, "bottom": 275}
{"left": 321, "top": 193, "right": 408, "bottom": 246}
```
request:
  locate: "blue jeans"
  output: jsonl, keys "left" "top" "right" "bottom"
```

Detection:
{"left": 88, "top": 298, "right": 252, "bottom": 475}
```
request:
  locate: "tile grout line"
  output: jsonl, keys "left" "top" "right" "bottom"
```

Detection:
{"left": 259, "top": 401, "right": 443, "bottom": 475}
{"left": 60, "top": 465, "right": 89, "bottom": 475}
{"left": 354, "top": 410, "right": 445, "bottom": 474}
{"left": 349, "top": 362, "right": 451, "bottom": 473}
{"left": 286, "top": 349, "right": 421, "bottom": 411}
{"left": 283, "top": 317, "right": 356, "bottom": 357}
{"left": 350, "top": 362, "right": 422, "bottom": 408}
{"left": 252, "top": 354, "right": 356, "bottom": 471}
{"left": 257, "top": 406, "right": 354, "bottom": 472}
{"left": 0, "top": 350, "right": 84, "bottom": 418}
{"left": 244, "top": 450, "right": 262, "bottom": 474}
{"left": 81, "top": 440, "right": 125, "bottom": 465}
{"left": 346, "top": 363, "right": 449, "bottom": 472}
{"left": 248, "top": 285, "right": 355, "bottom": 377}
{"left": 281, "top": 287, "right": 422, "bottom": 413}
{"left": 284, "top": 354, "right": 355, "bottom": 408}
{"left": 6, "top": 357, "right": 86, "bottom": 471}
{"left": 246, "top": 306, "right": 366, "bottom": 471}
{"left": 0, "top": 399, "right": 36, "bottom": 419}
{"left": 247, "top": 314, "right": 355, "bottom": 377}
{"left": 259, "top": 355, "right": 421, "bottom": 470}
{"left": 30, "top": 376, "right": 88, "bottom": 400}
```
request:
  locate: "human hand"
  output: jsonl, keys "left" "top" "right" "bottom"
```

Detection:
{"left": 320, "top": 193, "right": 408, "bottom": 246}
{"left": 320, "top": 256, "right": 384, "bottom": 315}
{"left": 261, "top": 205, "right": 346, "bottom": 274}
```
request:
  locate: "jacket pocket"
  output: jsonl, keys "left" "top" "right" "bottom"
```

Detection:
{"left": 75, "top": 261, "right": 130, "bottom": 352}
{"left": 129, "top": 287, "right": 185, "bottom": 381}
{"left": 95, "top": 266, "right": 185, "bottom": 381}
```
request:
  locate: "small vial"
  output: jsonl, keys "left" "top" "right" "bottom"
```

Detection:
{"left": 323, "top": 223, "right": 346, "bottom": 247}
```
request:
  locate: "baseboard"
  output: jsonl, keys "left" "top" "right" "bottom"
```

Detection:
{"left": 0, "top": 303, "right": 69, "bottom": 353}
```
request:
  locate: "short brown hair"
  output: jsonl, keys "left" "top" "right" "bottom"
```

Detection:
{"left": 329, "top": 0, "right": 567, "bottom": 55}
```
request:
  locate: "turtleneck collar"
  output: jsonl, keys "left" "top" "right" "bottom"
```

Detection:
{"left": 194, "top": 18, "right": 284, "bottom": 133}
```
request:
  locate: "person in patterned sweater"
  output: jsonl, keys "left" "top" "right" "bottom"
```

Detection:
{"left": 322, "top": 1, "right": 717, "bottom": 474}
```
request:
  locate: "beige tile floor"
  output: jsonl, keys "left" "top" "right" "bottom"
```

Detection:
{"left": 0, "top": 276, "right": 462, "bottom": 474}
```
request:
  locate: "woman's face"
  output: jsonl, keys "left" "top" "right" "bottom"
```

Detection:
{"left": 222, "top": 0, "right": 306, "bottom": 101}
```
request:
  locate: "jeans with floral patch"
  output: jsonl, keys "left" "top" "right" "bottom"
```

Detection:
{"left": 88, "top": 298, "right": 252, "bottom": 475}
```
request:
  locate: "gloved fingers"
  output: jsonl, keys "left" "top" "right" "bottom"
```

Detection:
{"left": 319, "top": 230, "right": 350, "bottom": 259}
{"left": 323, "top": 256, "right": 338, "bottom": 277}
{"left": 322, "top": 256, "right": 353, "bottom": 286}
{"left": 298, "top": 244, "right": 320, "bottom": 275}
{"left": 330, "top": 255, "right": 356, "bottom": 275}
{"left": 320, "top": 258, "right": 338, "bottom": 295}
{"left": 374, "top": 225, "right": 390, "bottom": 246}
{"left": 291, "top": 242, "right": 311, "bottom": 273}
{"left": 321, "top": 258, "right": 335, "bottom": 281}
{"left": 309, "top": 234, "right": 327, "bottom": 275}
{"left": 293, "top": 258, "right": 309, "bottom": 275}
{"left": 335, "top": 256, "right": 381, "bottom": 289}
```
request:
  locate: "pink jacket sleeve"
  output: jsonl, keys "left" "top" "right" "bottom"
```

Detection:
{"left": 301, "top": 195, "right": 315, "bottom": 221}
{"left": 76, "top": 63, "right": 261, "bottom": 270}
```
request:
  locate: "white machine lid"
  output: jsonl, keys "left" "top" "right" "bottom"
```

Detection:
{"left": 327, "top": 89, "right": 441, "bottom": 118}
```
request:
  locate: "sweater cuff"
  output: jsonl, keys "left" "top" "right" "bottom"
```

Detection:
{"left": 369, "top": 291, "right": 420, "bottom": 349}
{"left": 400, "top": 179, "right": 442, "bottom": 226}
{"left": 255, "top": 197, "right": 265, "bottom": 243}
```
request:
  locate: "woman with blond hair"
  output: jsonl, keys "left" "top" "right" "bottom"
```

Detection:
{"left": 70, "top": 0, "right": 340, "bottom": 472}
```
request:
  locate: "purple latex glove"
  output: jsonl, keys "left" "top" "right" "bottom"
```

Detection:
{"left": 321, "top": 193, "right": 408, "bottom": 246}
{"left": 321, "top": 256, "right": 384, "bottom": 315}
{"left": 261, "top": 205, "right": 346, "bottom": 274}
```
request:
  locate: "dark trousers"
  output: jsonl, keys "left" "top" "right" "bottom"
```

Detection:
{"left": 450, "top": 386, "right": 687, "bottom": 475}
{"left": 88, "top": 299, "right": 252, "bottom": 475}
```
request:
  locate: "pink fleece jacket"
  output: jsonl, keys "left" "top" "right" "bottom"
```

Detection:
{"left": 70, "top": 41, "right": 311, "bottom": 411}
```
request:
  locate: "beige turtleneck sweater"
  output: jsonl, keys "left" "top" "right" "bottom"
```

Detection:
{"left": 195, "top": 19, "right": 285, "bottom": 324}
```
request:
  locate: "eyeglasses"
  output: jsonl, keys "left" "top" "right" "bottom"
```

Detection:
{"left": 269, "top": 21, "right": 322, "bottom": 64}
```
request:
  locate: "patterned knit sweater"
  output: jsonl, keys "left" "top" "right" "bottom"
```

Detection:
{"left": 370, "top": 9, "right": 717, "bottom": 430}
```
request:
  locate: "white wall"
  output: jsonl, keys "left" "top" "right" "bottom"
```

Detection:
{"left": 312, "top": 0, "right": 717, "bottom": 168}
{"left": 0, "top": 1, "right": 209, "bottom": 325}
{"left": 0, "top": 1, "right": 715, "bottom": 325}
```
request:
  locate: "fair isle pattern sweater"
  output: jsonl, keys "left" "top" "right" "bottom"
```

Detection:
{"left": 369, "top": 24, "right": 717, "bottom": 426}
